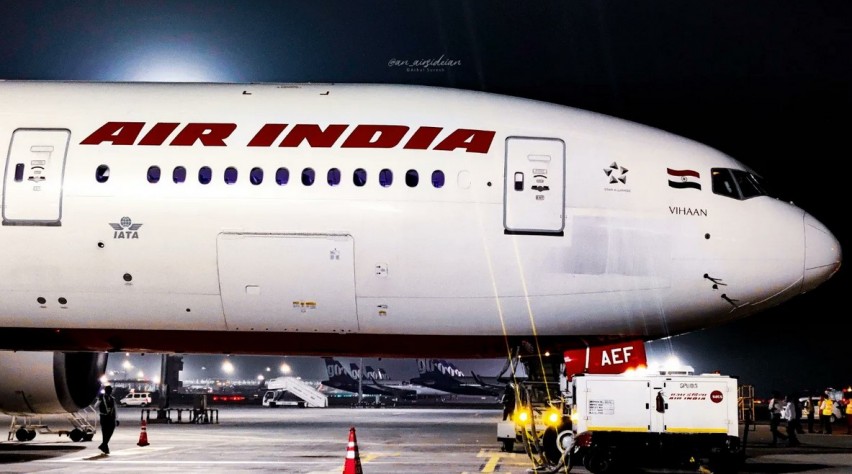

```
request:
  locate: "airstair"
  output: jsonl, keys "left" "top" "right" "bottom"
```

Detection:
{"left": 738, "top": 384, "right": 756, "bottom": 431}
{"left": 267, "top": 377, "right": 328, "bottom": 408}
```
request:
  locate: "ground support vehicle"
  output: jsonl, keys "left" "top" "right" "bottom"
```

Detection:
{"left": 496, "top": 353, "right": 573, "bottom": 472}
{"left": 570, "top": 373, "right": 743, "bottom": 473}
{"left": 7, "top": 406, "right": 98, "bottom": 442}
{"left": 262, "top": 390, "right": 306, "bottom": 408}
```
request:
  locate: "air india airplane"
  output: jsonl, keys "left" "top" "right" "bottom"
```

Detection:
{"left": 0, "top": 81, "right": 841, "bottom": 422}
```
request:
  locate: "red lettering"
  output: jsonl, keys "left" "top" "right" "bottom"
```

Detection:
{"left": 80, "top": 122, "right": 144, "bottom": 145}
{"left": 139, "top": 123, "right": 180, "bottom": 146}
{"left": 403, "top": 126, "right": 443, "bottom": 150}
{"left": 433, "top": 129, "right": 495, "bottom": 154}
{"left": 248, "top": 124, "right": 287, "bottom": 147}
{"left": 342, "top": 125, "right": 409, "bottom": 148}
{"left": 279, "top": 124, "right": 347, "bottom": 148}
{"left": 170, "top": 123, "right": 236, "bottom": 146}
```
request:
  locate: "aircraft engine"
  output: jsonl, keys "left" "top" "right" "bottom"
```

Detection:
{"left": 0, "top": 351, "right": 107, "bottom": 416}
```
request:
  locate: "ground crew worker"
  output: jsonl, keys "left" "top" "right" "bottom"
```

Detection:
{"left": 820, "top": 394, "right": 834, "bottom": 435}
{"left": 96, "top": 385, "right": 118, "bottom": 454}
{"left": 846, "top": 399, "right": 852, "bottom": 435}
{"left": 501, "top": 383, "right": 516, "bottom": 421}
{"left": 806, "top": 394, "right": 816, "bottom": 433}
{"left": 768, "top": 391, "right": 787, "bottom": 446}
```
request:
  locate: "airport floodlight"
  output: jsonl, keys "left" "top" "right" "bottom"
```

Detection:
{"left": 137, "top": 370, "right": 144, "bottom": 379}
{"left": 266, "top": 367, "right": 271, "bottom": 372}
{"left": 222, "top": 360, "right": 235, "bottom": 375}
{"left": 257, "top": 374, "right": 265, "bottom": 381}
{"left": 153, "top": 376, "right": 161, "bottom": 385}
{"left": 280, "top": 363, "right": 291, "bottom": 374}
{"left": 122, "top": 359, "right": 133, "bottom": 370}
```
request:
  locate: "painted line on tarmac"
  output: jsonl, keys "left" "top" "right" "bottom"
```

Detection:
{"left": 54, "top": 446, "right": 174, "bottom": 462}
{"left": 477, "top": 449, "right": 534, "bottom": 473}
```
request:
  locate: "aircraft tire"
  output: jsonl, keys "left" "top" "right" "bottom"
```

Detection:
{"left": 69, "top": 428, "right": 83, "bottom": 442}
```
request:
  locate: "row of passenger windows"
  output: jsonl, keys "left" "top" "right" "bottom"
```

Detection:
{"left": 94, "top": 165, "right": 447, "bottom": 188}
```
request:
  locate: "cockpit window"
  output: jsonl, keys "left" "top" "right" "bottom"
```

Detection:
{"left": 711, "top": 169, "right": 738, "bottom": 199}
{"left": 711, "top": 168, "right": 770, "bottom": 200}
{"left": 733, "top": 169, "right": 767, "bottom": 199}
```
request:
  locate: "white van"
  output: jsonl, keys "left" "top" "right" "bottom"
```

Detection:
{"left": 120, "top": 392, "right": 152, "bottom": 407}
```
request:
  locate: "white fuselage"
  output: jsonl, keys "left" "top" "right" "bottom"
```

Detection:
{"left": 0, "top": 81, "right": 841, "bottom": 356}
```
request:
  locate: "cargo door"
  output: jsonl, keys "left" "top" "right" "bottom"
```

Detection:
{"left": 504, "top": 137, "right": 565, "bottom": 235}
{"left": 217, "top": 233, "right": 359, "bottom": 332}
{"left": 2, "top": 129, "right": 70, "bottom": 225}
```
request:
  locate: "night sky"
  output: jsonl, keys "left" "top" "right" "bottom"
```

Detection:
{"left": 1, "top": 1, "right": 849, "bottom": 396}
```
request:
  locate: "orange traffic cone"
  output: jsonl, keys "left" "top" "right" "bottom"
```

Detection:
{"left": 137, "top": 419, "right": 150, "bottom": 447}
{"left": 342, "top": 426, "right": 363, "bottom": 474}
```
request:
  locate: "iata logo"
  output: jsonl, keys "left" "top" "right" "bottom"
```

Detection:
{"left": 109, "top": 217, "right": 143, "bottom": 239}
{"left": 710, "top": 390, "right": 724, "bottom": 404}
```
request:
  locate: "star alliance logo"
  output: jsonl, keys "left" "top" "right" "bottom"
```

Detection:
{"left": 604, "top": 162, "right": 628, "bottom": 184}
{"left": 603, "top": 162, "right": 631, "bottom": 193}
{"left": 109, "top": 216, "right": 143, "bottom": 239}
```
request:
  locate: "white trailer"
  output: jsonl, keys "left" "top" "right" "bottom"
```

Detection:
{"left": 570, "top": 373, "right": 742, "bottom": 473}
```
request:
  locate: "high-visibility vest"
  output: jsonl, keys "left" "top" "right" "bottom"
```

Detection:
{"left": 822, "top": 399, "right": 834, "bottom": 416}
{"left": 846, "top": 402, "right": 852, "bottom": 415}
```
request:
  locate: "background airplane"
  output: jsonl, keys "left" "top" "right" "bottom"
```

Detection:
{"left": 321, "top": 358, "right": 423, "bottom": 400}
{"left": 411, "top": 359, "right": 513, "bottom": 398}
{"left": 362, "top": 365, "right": 452, "bottom": 398}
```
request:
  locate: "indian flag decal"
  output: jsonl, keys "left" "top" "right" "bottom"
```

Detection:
{"left": 667, "top": 168, "right": 701, "bottom": 190}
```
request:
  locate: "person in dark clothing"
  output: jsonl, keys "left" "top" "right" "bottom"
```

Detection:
{"left": 768, "top": 391, "right": 788, "bottom": 446}
{"left": 784, "top": 395, "right": 800, "bottom": 446}
{"left": 501, "top": 383, "right": 516, "bottom": 421}
{"left": 805, "top": 392, "right": 816, "bottom": 433}
{"left": 97, "top": 386, "right": 117, "bottom": 454}
{"left": 792, "top": 392, "right": 804, "bottom": 434}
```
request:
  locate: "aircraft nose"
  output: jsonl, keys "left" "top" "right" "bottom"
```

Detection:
{"left": 802, "top": 212, "right": 842, "bottom": 293}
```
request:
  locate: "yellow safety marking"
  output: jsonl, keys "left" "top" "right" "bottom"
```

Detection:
{"left": 588, "top": 426, "right": 649, "bottom": 432}
{"left": 480, "top": 454, "right": 500, "bottom": 473}
{"left": 476, "top": 449, "right": 534, "bottom": 473}
{"left": 666, "top": 427, "right": 728, "bottom": 434}
{"left": 359, "top": 452, "right": 391, "bottom": 463}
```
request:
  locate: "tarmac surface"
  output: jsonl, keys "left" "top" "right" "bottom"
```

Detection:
{"left": 1, "top": 407, "right": 851, "bottom": 473}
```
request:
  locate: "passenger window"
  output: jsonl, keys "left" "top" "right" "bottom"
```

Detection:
{"left": 173, "top": 166, "right": 187, "bottom": 184}
{"left": 405, "top": 169, "right": 419, "bottom": 187}
{"left": 276, "top": 167, "right": 289, "bottom": 185}
{"left": 431, "top": 170, "right": 445, "bottom": 188}
{"left": 198, "top": 166, "right": 212, "bottom": 185}
{"left": 353, "top": 168, "right": 367, "bottom": 187}
{"left": 302, "top": 168, "right": 315, "bottom": 186}
{"left": 224, "top": 167, "right": 238, "bottom": 185}
{"left": 95, "top": 165, "right": 110, "bottom": 183}
{"left": 327, "top": 168, "right": 341, "bottom": 186}
{"left": 379, "top": 169, "right": 393, "bottom": 187}
{"left": 147, "top": 166, "right": 161, "bottom": 183}
{"left": 250, "top": 167, "right": 264, "bottom": 185}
